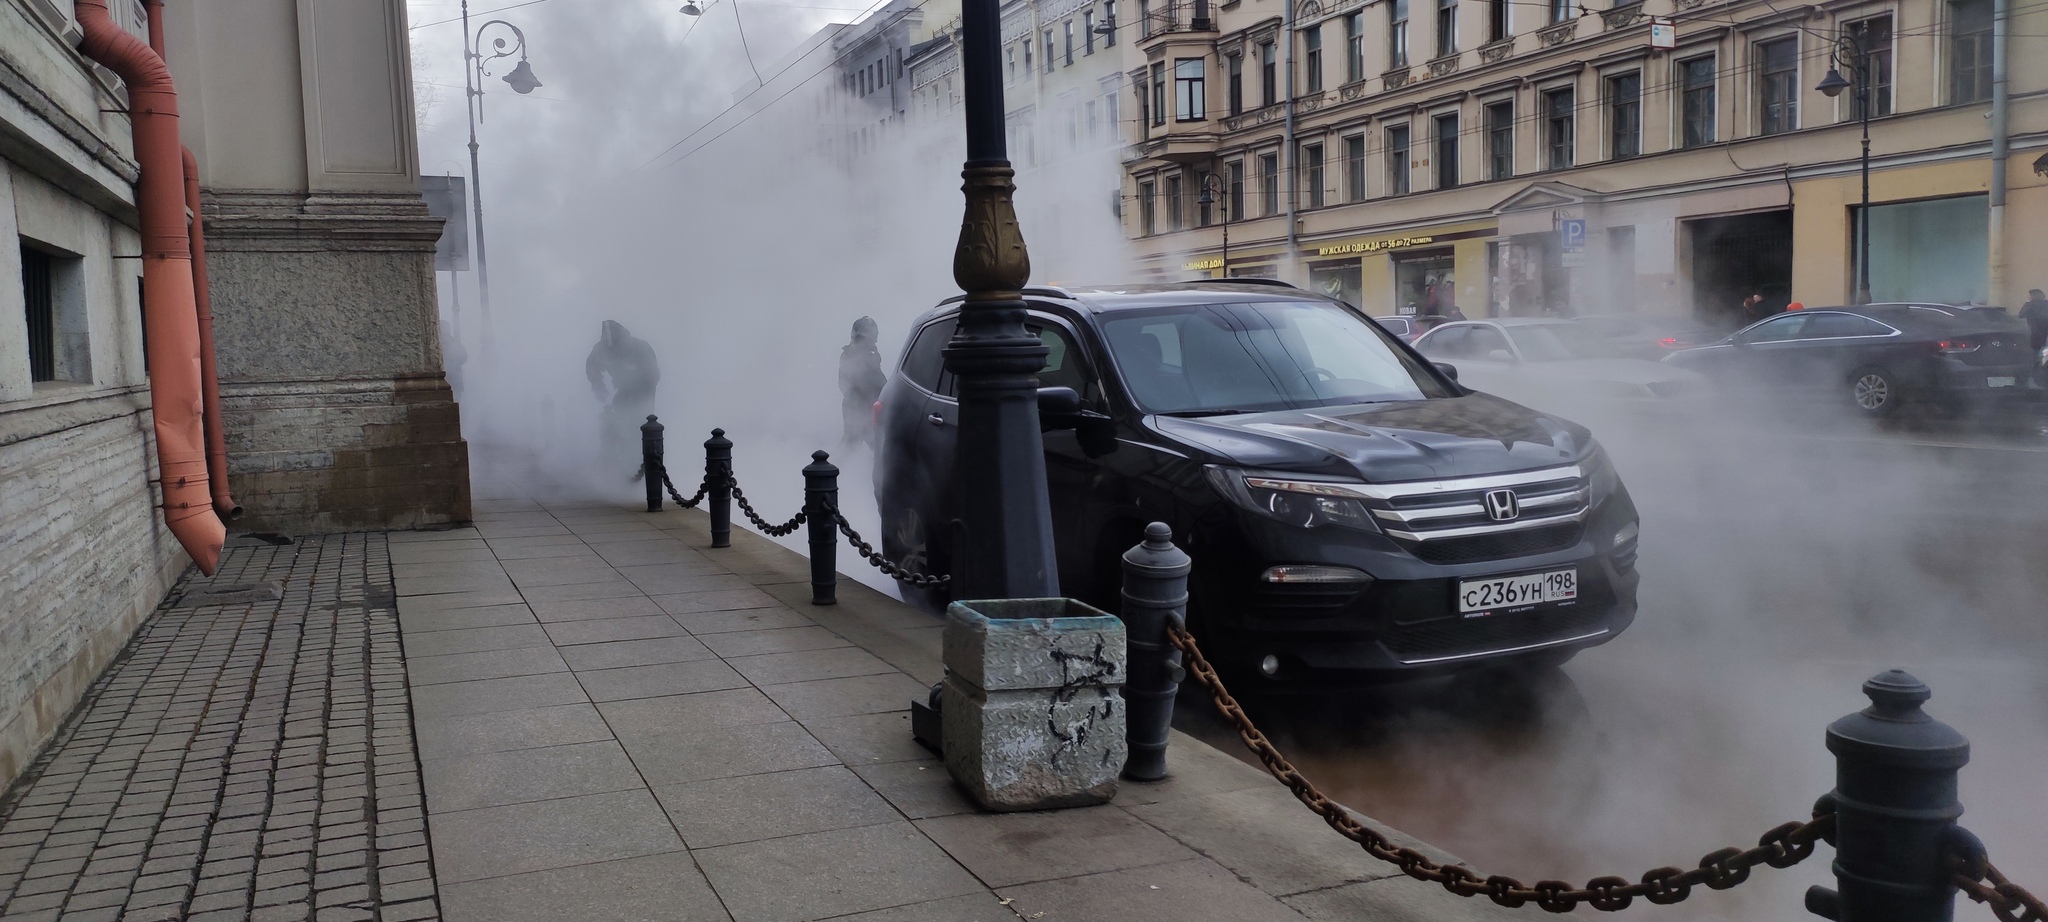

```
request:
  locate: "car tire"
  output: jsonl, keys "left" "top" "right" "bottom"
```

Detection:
{"left": 1849, "top": 365, "right": 1902, "bottom": 418}
{"left": 879, "top": 499, "right": 948, "bottom": 613}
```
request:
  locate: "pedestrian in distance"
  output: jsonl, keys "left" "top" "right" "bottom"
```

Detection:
{"left": 840, "top": 316, "right": 888, "bottom": 451}
{"left": 2021, "top": 288, "right": 2048, "bottom": 385}
{"left": 1442, "top": 303, "right": 1468, "bottom": 322}
{"left": 586, "top": 320, "right": 661, "bottom": 476}
{"left": 1740, "top": 292, "right": 1767, "bottom": 325}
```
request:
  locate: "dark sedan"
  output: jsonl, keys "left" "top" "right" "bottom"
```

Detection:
{"left": 875, "top": 283, "right": 1641, "bottom": 684}
{"left": 1661, "top": 305, "right": 2035, "bottom": 416}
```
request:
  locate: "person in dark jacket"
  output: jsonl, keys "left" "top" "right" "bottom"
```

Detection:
{"left": 587, "top": 320, "right": 660, "bottom": 467}
{"left": 2022, "top": 289, "right": 2048, "bottom": 384}
{"left": 839, "top": 317, "right": 887, "bottom": 450}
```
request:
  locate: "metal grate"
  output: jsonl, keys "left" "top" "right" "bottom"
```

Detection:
{"left": 1382, "top": 604, "right": 1609, "bottom": 660}
{"left": 21, "top": 244, "right": 54, "bottom": 382}
{"left": 1401, "top": 522, "right": 1584, "bottom": 564}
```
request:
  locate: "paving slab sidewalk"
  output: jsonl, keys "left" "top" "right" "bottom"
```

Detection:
{"left": 402, "top": 497, "right": 1521, "bottom": 922}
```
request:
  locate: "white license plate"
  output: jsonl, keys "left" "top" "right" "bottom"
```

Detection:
{"left": 1457, "top": 568, "right": 1577, "bottom": 614}
{"left": 1988, "top": 376, "right": 2017, "bottom": 388}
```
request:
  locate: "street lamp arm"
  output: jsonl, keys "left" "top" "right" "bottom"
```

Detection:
{"left": 474, "top": 20, "right": 530, "bottom": 77}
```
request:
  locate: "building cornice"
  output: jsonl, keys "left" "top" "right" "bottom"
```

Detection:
{"left": 202, "top": 192, "right": 443, "bottom": 254}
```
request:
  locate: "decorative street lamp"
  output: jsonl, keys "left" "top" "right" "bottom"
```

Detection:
{"left": 1196, "top": 173, "right": 1229, "bottom": 277}
{"left": 943, "top": 0, "right": 1059, "bottom": 599}
{"left": 1817, "top": 33, "right": 1871, "bottom": 305}
{"left": 460, "top": 0, "right": 542, "bottom": 357}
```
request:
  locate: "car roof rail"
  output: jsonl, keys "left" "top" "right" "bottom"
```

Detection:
{"left": 1196, "top": 278, "right": 1300, "bottom": 290}
{"left": 1023, "top": 285, "right": 1077, "bottom": 299}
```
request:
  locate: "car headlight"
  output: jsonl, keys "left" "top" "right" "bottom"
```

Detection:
{"left": 1582, "top": 442, "right": 1620, "bottom": 496}
{"left": 1204, "top": 466, "right": 1381, "bottom": 532}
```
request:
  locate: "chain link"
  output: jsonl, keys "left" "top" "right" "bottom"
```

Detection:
{"left": 823, "top": 504, "right": 950, "bottom": 588}
{"left": 1167, "top": 623, "right": 1834, "bottom": 912}
{"left": 1957, "top": 856, "right": 2048, "bottom": 922}
{"left": 658, "top": 467, "right": 709, "bottom": 509}
{"left": 727, "top": 478, "right": 806, "bottom": 536}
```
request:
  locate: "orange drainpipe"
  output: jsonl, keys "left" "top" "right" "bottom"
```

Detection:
{"left": 182, "top": 147, "right": 241, "bottom": 522}
{"left": 77, "top": 0, "right": 224, "bottom": 574}
{"left": 143, "top": 0, "right": 236, "bottom": 523}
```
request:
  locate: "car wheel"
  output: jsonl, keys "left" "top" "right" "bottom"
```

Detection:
{"left": 881, "top": 502, "right": 947, "bottom": 613}
{"left": 1849, "top": 366, "right": 1902, "bottom": 417}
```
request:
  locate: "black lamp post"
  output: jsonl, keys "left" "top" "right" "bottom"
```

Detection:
{"left": 1817, "top": 36, "right": 1870, "bottom": 305}
{"left": 1196, "top": 173, "right": 1229, "bottom": 277}
{"left": 943, "top": 0, "right": 1060, "bottom": 599}
{"left": 461, "top": 0, "right": 542, "bottom": 358}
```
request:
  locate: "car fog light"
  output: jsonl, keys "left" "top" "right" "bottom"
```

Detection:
{"left": 1613, "top": 521, "right": 1640, "bottom": 549}
{"left": 1261, "top": 565, "right": 1373, "bottom": 583}
{"left": 1259, "top": 655, "right": 1281, "bottom": 676}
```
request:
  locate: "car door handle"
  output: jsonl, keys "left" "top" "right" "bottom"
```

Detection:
{"left": 928, "top": 413, "right": 945, "bottom": 425}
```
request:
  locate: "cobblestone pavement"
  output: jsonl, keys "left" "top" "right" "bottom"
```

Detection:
{"left": 0, "top": 534, "right": 439, "bottom": 922}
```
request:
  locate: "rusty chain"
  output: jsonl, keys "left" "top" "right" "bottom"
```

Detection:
{"left": 658, "top": 467, "right": 709, "bottom": 509}
{"left": 824, "top": 504, "right": 950, "bottom": 588}
{"left": 1956, "top": 855, "right": 2048, "bottom": 922}
{"left": 1167, "top": 623, "right": 1835, "bottom": 912}
{"left": 727, "top": 479, "right": 806, "bottom": 536}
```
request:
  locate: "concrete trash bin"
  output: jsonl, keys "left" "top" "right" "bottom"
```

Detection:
{"left": 941, "top": 598, "right": 1127, "bottom": 811}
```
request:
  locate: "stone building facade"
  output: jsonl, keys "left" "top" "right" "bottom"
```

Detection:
{"left": 1118, "top": 0, "right": 2048, "bottom": 323}
{"left": 0, "top": 0, "right": 464, "bottom": 787}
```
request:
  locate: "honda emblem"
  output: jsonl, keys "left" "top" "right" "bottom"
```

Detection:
{"left": 1484, "top": 489, "right": 1520, "bottom": 521}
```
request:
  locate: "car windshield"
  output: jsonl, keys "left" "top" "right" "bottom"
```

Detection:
{"left": 1507, "top": 325, "right": 1609, "bottom": 361}
{"left": 1099, "top": 300, "right": 1455, "bottom": 415}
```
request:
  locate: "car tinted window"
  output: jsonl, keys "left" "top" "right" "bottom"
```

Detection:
{"left": 1102, "top": 300, "right": 1453, "bottom": 414}
{"left": 1374, "top": 317, "right": 1411, "bottom": 336}
{"left": 1028, "top": 319, "right": 1098, "bottom": 400}
{"left": 1801, "top": 313, "right": 1891, "bottom": 338}
{"left": 1415, "top": 326, "right": 1468, "bottom": 357}
{"left": 900, "top": 317, "right": 956, "bottom": 393}
{"left": 1741, "top": 314, "right": 1808, "bottom": 343}
{"left": 1465, "top": 325, "right": 1513, "bottom": 359}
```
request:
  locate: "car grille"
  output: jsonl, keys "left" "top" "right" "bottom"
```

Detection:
{"left": 1381, "top": 606, "right": 1610, "bottom": 663}
{"left": 1249, "top": 584, "right": 1367, "bottom": 617}
{"left": 1406, "top": 523, "right": 1586, "bottom": 564}
{"left": 1348, "top": 465, "right": 1591, "bottom": 563}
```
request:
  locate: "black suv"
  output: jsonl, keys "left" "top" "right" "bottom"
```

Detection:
{"left": 874, "top": 282, "right": 1640, "bottom": 681}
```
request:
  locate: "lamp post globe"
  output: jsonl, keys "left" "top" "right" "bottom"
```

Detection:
{"left": 1816, "top": 67, "right": 1850, "bottom": 98}
{"left": 503, "top": 59, "right": 542, "bottom": 94}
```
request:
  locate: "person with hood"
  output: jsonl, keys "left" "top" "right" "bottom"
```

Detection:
{"left": 586, "top": 320, "right": 661, "bottom": 468}
{"left": 840, "top": 317, "right": 888, "bottom": 450}
{"left": 2022, "top": 288, "right": 2048, "bottom": 384}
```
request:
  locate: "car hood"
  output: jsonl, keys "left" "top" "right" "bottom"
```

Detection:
{"left": 1149, "top": 393, "right": 1592, "bottom": 482}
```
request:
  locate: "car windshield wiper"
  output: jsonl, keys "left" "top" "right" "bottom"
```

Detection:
{"left": 1160, "top": 409, "right": 1250, "bottom": 418}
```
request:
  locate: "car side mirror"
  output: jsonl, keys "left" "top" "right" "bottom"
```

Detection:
{"left": 1038, "top": 386, "right": 1083, "bottom": 422}
{"left": 1485, "top": 349, "right": 1517, "bottom": 363}
{"left": 1433, "top": 362, "right": 1459, "bottom": 381}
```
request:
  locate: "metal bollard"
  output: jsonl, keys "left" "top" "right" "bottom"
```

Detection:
{"left": 640, "top": 416, "right": 665, "bottom": 513}
{"left": 1120, "top": 522, "right": 1189, "bottom": 781}
{"left": 706, "top": 429, "right": 733, "bottom": 549}
{"left": 1805, "top": 670, "right": 1971, "bottom": 922}
{"left": 803, "top": 451, "right": 838, "bottom": 605}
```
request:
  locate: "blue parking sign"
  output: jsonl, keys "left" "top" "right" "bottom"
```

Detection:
{"left": 1560, "top": 218, "right": 1587, "bottom": 249}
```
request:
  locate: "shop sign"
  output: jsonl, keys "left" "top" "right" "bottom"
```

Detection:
{"left": 1184, "top": 257, "right": 1224, "bottom": 270}
{"left": 1559, "top": 218, "right": 1588, "bottom": 268}
{"left": 1316, "top": 235, "right": 1435, "bottom": 257}
{"left": 1649, "top": 18, "right": 1676, "bottom": 49}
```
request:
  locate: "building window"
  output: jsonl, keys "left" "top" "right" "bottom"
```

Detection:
{"left": 1950, "top": 0, "right": 1991, "bottom": 104}
{"left": 1847, "top": 16, "right": 1893, "bottom": 119}
{"left": 1175, "top": 58, "right": 1206, "bottom": 120}
{"left": 1151, "top": 61, "right": 1167, "bottom": 126}
{"left": 1065, "top": 20, "right": 1076, "bottom": 65}
{"left": 1680, "top": 55, "right": 1716, "bottom": 147}
{"left": 1433, "top": 113, "right": 1458, "bottom": 189}
{"left": 1544, "top": 87, "right": 1574, "bottom": 168}
{"left": 1304, "top": 142, "right": 1326, "bottom": 207}
{"left": 1228, "top": 53, "right": 1244, "bottom": 114}
{"left": 22, "top": 244, "right": 54, "bottom": 383}
{"left": 1486, "top": 100, "right": 1513, "bottom": 179}
{"left": 1436, "top": 0, "right": 1458, "bottom": 58}
{"left": 1007, "top": 47, "right": 1018, "bottom": 83}
{"left": 1167, "top": 173, "right": 1185, "bottom": 230}
{"left": 1548, "top": 0, "right": 1572, "bottom": 24}
{"left": 1140, "top": 0, "right": 1152, "bottom": 36}
{"left": 1227, "top": 159, "right": 1246, "bottom": 219}
{"left": 1344, "top": 134, "right": 1367, "bottom": 201}
{"left": 1345, "top": 13, "right": 1365, "bottom": 82}
{"left": 1757, "top": 36, "right": 1799, "bottom": 135}
{"left": 1104, "top": 0, "right": 1118, "bottom": 44}
{"left": 1305, "top": 26, "right": 1324, "bottom": 93}
{"left": 1260, "top": 152, "right": 1280, "bottom": 214}
{"left": 1260, "top": 40, "right": 1277, "bottom": 106}
{"left": 1085, "top": 98, "right": 1099, "bottom": 139}
{"left": 1608, "top": 72, "right": 1640, "bottom": 159}
{"left": 1489, "top": 0, "right": 1508, "bottom": 42}
{"left": 1084, "top": 10, "right": 1096, "bottom": 53}
{"left": 1387, "top": 123, "right": 1411, "bottom": 194}
{"left": 1140, "top": 180, "right": 1157, "bottom": 234}
{"left": 1390, "top": 0, "right": 1410, "bottom": 67}
{"left": 1024, "top": 37, "right": 1033, "bottom": 72}
{"left": 1045, "top": 31, "right": 1056, "bottom": 72}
